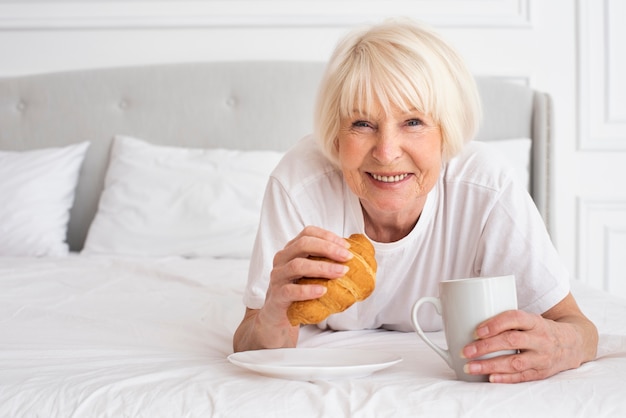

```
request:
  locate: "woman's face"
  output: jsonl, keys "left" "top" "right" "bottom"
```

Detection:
{"left": 336, "top": 101, "right": 443, "bottom": 228}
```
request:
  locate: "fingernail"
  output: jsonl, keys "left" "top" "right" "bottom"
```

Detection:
{"left": 313, "top": 286, "right": 327, "bottom": 296}
{"left": 463, "top": 362, "right": 481, "bottom": 374}
{"left": 462, "top": 345, "right": 477, "bottom": 358}
{"left": 332, "top": 264, "right": 349, "bottom": 276}
{"left": 338, "top": 248, "right": 353, "bottom": 260}
{"left": 476, "top": 326, "right": 489, "bottom": 338}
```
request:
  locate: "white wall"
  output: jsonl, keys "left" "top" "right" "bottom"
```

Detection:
{"left": 575, "top": 0, "right": 626, "bottom": 297}
{"left": 1, "top": 0, "right": 625, "bottom": 297}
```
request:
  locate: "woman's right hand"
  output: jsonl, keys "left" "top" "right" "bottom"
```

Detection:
{"left": 233, "top": 226, "right": 353, "bottom": 351}
{"left": 265, "top": 225, "right": 354, "bottom": 323}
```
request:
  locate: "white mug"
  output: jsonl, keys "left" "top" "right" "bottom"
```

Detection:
{"left": 411, "top": 275, "right": 518, "bottom": 382}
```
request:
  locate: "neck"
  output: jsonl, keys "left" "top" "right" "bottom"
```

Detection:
{"left": 361, "top": 199, "right": 425, "bottom": 243}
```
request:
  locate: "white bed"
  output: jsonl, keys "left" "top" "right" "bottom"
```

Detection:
{"left": 1, "top": 62, "right": 625, "bottom": 417}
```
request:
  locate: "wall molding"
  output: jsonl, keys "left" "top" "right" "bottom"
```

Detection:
{"left": 577, "top": 198, "right": 626, "bottom": 296}
{"left": 577, "top": 0, "right": 626, "bottom": 151}
{"left": 0, "top": 0, "right": 531, "bottom": 30}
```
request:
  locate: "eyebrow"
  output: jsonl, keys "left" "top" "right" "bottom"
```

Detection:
{"left": 347, "top": 107, "right": 424, "bottom": 117}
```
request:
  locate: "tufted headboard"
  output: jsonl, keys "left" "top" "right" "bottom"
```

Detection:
{"left": 0, "top": 62, "right": 551, "bottom": 251}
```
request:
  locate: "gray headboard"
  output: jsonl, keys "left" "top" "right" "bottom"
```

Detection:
{"left": 474, "top": 78, "right": 552, "bottom": 232}
{"left": 0, "top": 62, "right": 551, "bottom": 251}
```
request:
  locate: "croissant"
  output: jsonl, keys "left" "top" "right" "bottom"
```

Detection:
{"left": 287, "top": 233, "right": 377, "bottom": 326}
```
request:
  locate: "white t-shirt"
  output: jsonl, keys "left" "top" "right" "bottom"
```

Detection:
{"left": 243, "top": 135, "right": 570, "bottom": 332}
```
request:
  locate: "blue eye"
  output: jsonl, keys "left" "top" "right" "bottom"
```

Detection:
{"left": 407, "top": 119, "right": 423, "bottom": 127}
{"left": 353, "top": 120, "right": 370, "bottom": 128}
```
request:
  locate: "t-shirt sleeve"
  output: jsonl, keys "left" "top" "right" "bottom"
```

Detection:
{"left": 242, "top": 177, "right": 306, "bottom": 309}
{"left": 474, "top": 179, "right": 570, "bottom": 314}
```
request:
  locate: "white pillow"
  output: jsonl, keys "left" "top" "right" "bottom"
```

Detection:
{"left": 83, "top": 136, "right": 284, "bottom": 258}
{"left": 483, "top": 138, "right": 532, "bottom": 190}
{"left": 0, "top": 142, "right": 90, "bottom": 257}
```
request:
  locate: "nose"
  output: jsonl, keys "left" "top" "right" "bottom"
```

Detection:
{"left": 371, "top": 126, "right": 402, "bottom": 164}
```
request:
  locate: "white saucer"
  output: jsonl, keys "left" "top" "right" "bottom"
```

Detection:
{"left": 228, "top": 347, "right": 402, "bottom": 380}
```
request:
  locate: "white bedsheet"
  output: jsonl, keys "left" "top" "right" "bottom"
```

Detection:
{"left": 1, "top": 255, "right": 626, "bottom": 417}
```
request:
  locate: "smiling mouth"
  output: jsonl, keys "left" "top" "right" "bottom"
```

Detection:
{"left": 369, "top": 173, "right": 410, "bottom": 183}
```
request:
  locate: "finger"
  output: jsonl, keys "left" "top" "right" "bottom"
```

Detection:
{"left": 284, "top": 225, "right": 349, "bottom": 250}
{"left": 285, "top": 282, "right": 328, "bottom": 302}
{"left": 260, "top": 282, "right": 328, "bottom": 325}
{"left": 474, "top": 310, "right": 538, "bottom": 339}
{"left": 489, "top": 369, "right": 545, "bottom": 384}
{"left": 463, "top": 329, "right": 530, "bottom": 359}
{"left": 267, "top": 261, "right": 342, "bottom": 308}
{"left": 273, "top": 256, "right": 349, "bottom": 285}
{"left": 464, "top": 352, "right": 551, "bottom": 383}
{"left": 274, "top": 232, "right": 352, "bottom": 267}
{"left": 299, "top": 225, "right": 351, "bottom": 248}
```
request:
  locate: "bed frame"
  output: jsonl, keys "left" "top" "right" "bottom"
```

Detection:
{"left": 0, "top": 62, "right": 551, "bottom": 251}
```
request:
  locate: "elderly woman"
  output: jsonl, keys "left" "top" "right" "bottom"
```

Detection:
{"left": 233, "top": 19, "right": 598, "bottom": 383}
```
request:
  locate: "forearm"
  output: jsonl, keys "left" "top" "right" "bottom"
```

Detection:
{"left": 233, "top": 308, "right": 299, "bottom": 352}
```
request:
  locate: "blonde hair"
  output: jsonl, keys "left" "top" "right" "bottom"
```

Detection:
{"left": 314, "top": 19, "right": 482, "bottom": 165}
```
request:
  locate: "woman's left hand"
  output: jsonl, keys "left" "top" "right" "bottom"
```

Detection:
{"left": 461, "top": 292, "right": 598, "bottom": 383}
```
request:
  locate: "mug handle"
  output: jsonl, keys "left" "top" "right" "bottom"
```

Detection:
{"left": 411, "top": 297, "right": 453, "bottom": 368}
